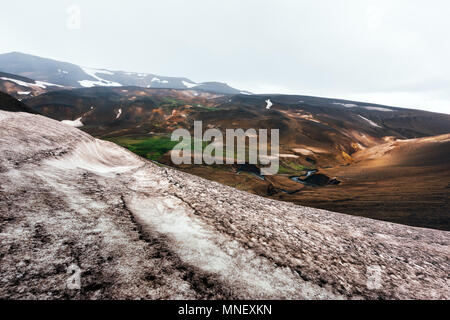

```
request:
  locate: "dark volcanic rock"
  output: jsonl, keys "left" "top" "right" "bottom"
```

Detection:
{"left": 0, "top": 91, "right": 39, "bottom": 114}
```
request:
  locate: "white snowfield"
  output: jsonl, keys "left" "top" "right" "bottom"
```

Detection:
{"left": 0, "top": 110, "right": 448, "bottom": 300}
{"left": 78, "top": 67, "right": 122, "bottom": 88}
{"left": 0, "top": 77, "right": 63, "bottom": 89}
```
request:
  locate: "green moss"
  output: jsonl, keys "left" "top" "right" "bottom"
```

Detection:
{"left": 105, "top": 135, "right": 210, "bottom": 161}
{"left": 194, "top": 104, "right": 220, "bottom": 111}
{"left": 105, "top": 135, "right": 179, "bottom": 161}
{"left": 278, "top": 162, "right": 314, "bottom": 174}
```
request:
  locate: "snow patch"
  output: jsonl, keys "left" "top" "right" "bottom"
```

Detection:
{"left": 45, "top": 139, "right": 141, "bottom": 175}
{"left": 116, "top": 108, "right": 122, "bottom": 119}
{"left": 18, "top": 91, "right": 31, "bottom": 95}
{"left": 83, "top": 67, "right": 114, "bottom": 75}
{"left": 78, "top": 80, "right": 121, "bottom": 88}
{"left": 358, "top": 115, "right": 381, "bottom": 128}
{"left": 79, "top": 67, "right": 121, "bottom": 87}
{"left": 1, "top": 77, "right": 33, "bottom": 88}
{"left": 182, "top": 80, "right": 198, "bottom": 88}
{"left": 276, "top": 153, "right": 299, "bottom": 158}
{"left": 333, "top": 102, "right": 358, "bottom": 108}
{"left": 364, "top": 106, "right": 394, "bottom": 112}
{"left": 1, "top": 77, "right": 62, "bottom": 89}
{"left": 151, "top": 77, "right": 169, "bottom": 84}
{"left": 129, "top": 194, "right": 339, "bottom": 299}
{"left": 265, "top": 99, "right": 273, "bottom": 110}
{"left": 35, "top": 81, "right": 63, "bottom": 88}
{"left": 61, "top": 117, "right": 84, "bottom": 128}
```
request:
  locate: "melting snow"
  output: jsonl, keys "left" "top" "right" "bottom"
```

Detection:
{"left": 78, "top": 80, "right": 121, "bottom": 88}
{"left": 116, "top": 108, "right": 122, "bottom": 119}
{"left": 364, "top": 106, "right": 394, "bottom": 112}
{"left": 151, "top": 77, "right": 169, "bottom": 84}
{"left": 79, "top": 67, "right": 121, "bottom": 88}
{"left": 83, "top": 67, "right": 114, "bottom": 75}
{"left": 18, "top": 91, "right": 31, "bottom": 95}
{"left": 1, "top": 77, "right": 62, "bottom": 89}
{"left": 61, "top": 117, "right": 84, "bottom": 128}
{"left": 333, "top": 102, "right": 358, "bottom": 108}
{"left": 129, "top": 194, "right": 338, "bottom": 299}
{"left": 45, "top": 139, "right": 140, "bottom": 175}
{"left": 276, "top": 153, "right": 299, "bottom": 158}
{"left": 1, "top": 110, "right": 449, "bottom": 300}
{"left": 265, "top": 99, "right": 273, "bottom": 110}
{"left": 182, "top": 80, "right": 198, "bottom": 88}
{"left": 358, "top": 115, "right": 381, "bottom": 128}
{"left": 2, "top": 77, "right": 36, "bottom": 88}
{"left": 35, "top": 81, "right": 63, "bottom": 88}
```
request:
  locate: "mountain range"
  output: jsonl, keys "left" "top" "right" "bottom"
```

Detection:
{"left": 0, "top": 52, "right": 250, "bottom": 96}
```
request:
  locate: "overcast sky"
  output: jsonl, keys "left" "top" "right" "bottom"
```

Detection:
{"left": 1, "top": 0, "right": 449, "bottom": 113}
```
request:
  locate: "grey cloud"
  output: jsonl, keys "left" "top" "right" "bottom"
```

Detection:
{"left": 0, "top": 0, "right": 449, "bottom": 113}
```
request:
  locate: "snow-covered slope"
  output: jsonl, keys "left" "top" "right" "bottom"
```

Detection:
{"left": 0, "top": 110, "right": 448, "bottom": 299}
{"left": 0, "top": 71, "right": 65, "bottom": 99}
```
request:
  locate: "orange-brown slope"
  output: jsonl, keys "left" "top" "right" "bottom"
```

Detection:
{"left": 285, "top": 134, "right": 450, "bottom": 230}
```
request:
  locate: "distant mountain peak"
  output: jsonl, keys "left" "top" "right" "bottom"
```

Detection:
{"left": 0, "top": 52, "right": 249, "bottom": 95}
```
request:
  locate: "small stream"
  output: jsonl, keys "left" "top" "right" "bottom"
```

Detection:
{"left": 235, "top": 164, "right": 340, "bottom": 187}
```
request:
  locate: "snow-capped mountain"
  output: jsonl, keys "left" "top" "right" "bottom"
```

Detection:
{"left": 0, "top": 52, "right": 249, "bottom": 95}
